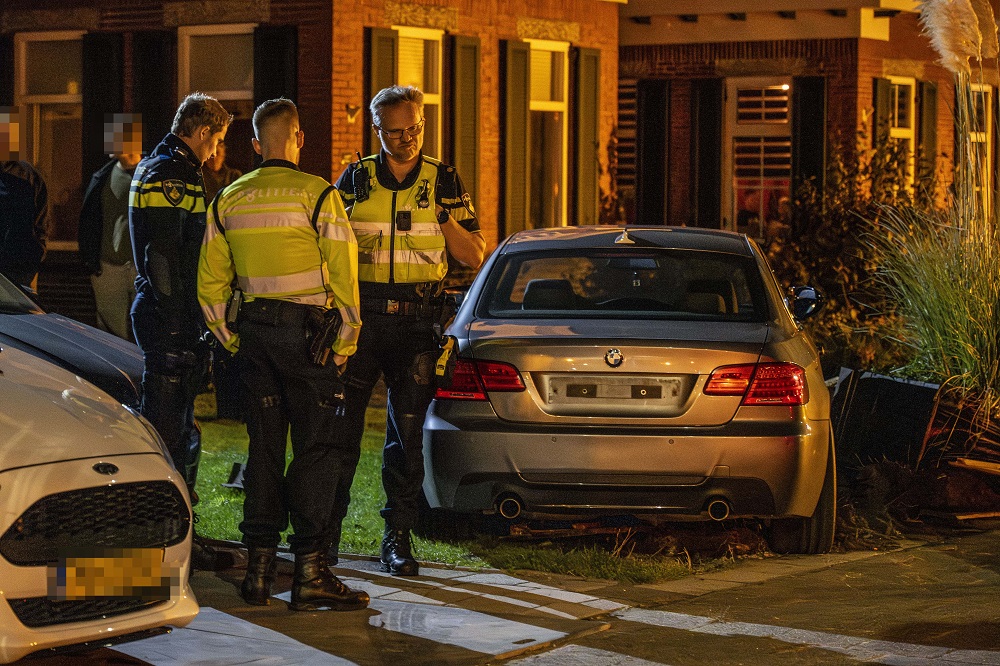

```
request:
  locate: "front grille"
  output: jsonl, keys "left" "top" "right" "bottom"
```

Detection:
{"left": 9, "top": 596, "right": 165, "bottom": 628}
{"left": 0, "top": 481, "right": 189, "bottom": 566}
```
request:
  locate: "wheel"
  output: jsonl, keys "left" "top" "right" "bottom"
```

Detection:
{"left": 768, "top": 438, "right": 837, "bottom": 554}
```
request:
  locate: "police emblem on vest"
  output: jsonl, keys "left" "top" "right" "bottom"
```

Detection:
{"left": 163, "top": 179, "right": 186, "bottom": 206}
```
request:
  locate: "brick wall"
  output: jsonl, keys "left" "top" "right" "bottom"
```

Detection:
{"left": 330, "top": 0, "right": 620, "bottom": 248}
{"left": 270, "top": 0, "right": 333, "bottom": 181}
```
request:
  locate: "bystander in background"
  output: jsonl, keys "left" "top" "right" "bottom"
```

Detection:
{"left": 78, "top": 114, "right": 143, "bottom": 341}
{"left": 0, "top": 107, "right": 48, "bottom": 292}
{"left": 202, "top": 139, "right": 242, "bottom": 201}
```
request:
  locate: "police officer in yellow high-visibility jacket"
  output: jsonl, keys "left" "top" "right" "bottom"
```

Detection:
{"left": 332, "top": 85, "right": 486, "bottom": 576}
{"left": 198, "top": 98, "right": 368, "bottom": 612}
{"left": 129, "top": 93, "right": 230, "bottom": 500}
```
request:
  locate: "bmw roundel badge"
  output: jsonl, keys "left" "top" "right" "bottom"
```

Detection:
{"left": 605, "top": 348, "right": 624, "bottom": 368}
{"left": 92, "top": 462, "right": 119, "bottom": 475}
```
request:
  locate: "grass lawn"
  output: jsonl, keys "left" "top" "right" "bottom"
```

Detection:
{"left": 193, "top": 390, "right": 737, "bottom": 584}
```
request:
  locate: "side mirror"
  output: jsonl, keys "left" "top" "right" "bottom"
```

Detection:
{"left": 789, "top": 285, "right": 824, "bottom": 320}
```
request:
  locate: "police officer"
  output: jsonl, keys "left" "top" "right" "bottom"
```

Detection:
{"left": 129, "top": 93, "right": 230, "bottom": 514}
{"left": 198, "top": 98, "right": 368, "bottom": 611}
{"left": 332, "top": 85, "right": 486, "bottom": 576}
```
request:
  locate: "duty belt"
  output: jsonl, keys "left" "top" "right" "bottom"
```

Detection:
{"left": 240, "top": 298, "right": 324, "bottom": 327}
{"left": 361, "top": 298, "right": 424, "bottom": 316}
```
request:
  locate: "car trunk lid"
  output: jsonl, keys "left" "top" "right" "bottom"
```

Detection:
{"left": 466, "top": 319, "right": 769, "bottom": 425}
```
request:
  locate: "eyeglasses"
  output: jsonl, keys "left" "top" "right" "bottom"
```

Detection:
{"left": 375, "top": 118, "right": 425, "bottom": 140}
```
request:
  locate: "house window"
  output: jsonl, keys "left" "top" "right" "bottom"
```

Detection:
{"left": 726, "top": 78, "right": 792, "bottom": 242}
{"left": 736, "top": 85, "right": 790, "bottom": 124}
{"left": 971, "top": 83, "right": 993, "bottom": 203}
{"left": 527, "top": 39, "right": 569, "bottom": 228}
{"left": 394, "top": 26, "right": 443, "bottom": 159}
{"left": 177, "top": 25, "right": 256, "bottom": 172}
{"left": 178, "top": 24, "right": 254, "bottom": 102}
{"left": 14, "top": 31, "right": 84, "bottom": 247}
{"left": 888, "top": 76, "right": 916, "bottom": 186}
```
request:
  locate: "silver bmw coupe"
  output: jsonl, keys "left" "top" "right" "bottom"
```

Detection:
{"left": 423, "top": 226, "right": 835, "bottom": 554}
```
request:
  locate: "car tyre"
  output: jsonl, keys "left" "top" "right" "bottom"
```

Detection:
{"left": 768, "top": 438, "right": 837, "bottom": 555}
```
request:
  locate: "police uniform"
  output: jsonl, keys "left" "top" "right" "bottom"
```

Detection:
{"left": 198, "top": 158, "right": 362, "bottom": 558}
{"left": 129, "top": 133, "right": 209, "bottom": 493}
{"left": 332, "top": 151, "right": 480, "bottom": 566}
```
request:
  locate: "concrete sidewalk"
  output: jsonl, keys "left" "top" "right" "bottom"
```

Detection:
{"left": 31, "top": 531, "right": 1000, "bottom": 665}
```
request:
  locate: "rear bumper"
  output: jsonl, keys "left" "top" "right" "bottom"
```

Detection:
{"left": 422, "top": 403, "right": 831, "bottom": 521}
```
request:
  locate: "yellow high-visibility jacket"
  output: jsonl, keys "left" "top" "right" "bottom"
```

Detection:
{"left": 197, "top": 159, "right": 361, "bottom": 355}
{"left": 335, "top": 153, "right": 480, "bottom": 285}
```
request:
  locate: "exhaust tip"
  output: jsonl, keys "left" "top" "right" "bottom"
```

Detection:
{"left": 497, "top": 495, "right": 523, "bottom": 520}
{"left": 707, "top": 498, "right": 731, "bottom": 521}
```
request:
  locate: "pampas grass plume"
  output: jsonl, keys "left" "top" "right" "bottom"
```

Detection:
{"left": 919, "top": 0, "right": 982, "bottom": 74}
{"left": 970, "top": 0, "right": 999, "bottom": 58}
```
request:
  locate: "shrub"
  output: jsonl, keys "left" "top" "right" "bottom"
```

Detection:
{"left": 766, "top": 131, "right": 931, "bottom": 374}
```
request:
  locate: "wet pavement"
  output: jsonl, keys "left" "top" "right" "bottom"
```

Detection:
{"left": 24, "top": 530, "right": 1000, "bottom": 665}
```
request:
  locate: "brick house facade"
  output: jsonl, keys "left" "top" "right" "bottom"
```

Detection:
{"left": 1, "top": 0, "right": 621, "bottom": 320}
{"left": 616, "top": 2, "right": 983, "bottom": 238}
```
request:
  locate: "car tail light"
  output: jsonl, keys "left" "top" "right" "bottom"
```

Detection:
{"left": 435, "top": 359, "right": 525, "bottom": 400}
{"left": 704, "top": 362, "right": 807, "bottom": 405}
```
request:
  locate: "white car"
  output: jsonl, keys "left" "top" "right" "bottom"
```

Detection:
{"left": 0, "top": 344, "right": 198, "bottom": 663}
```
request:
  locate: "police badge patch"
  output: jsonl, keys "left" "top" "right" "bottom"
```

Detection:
{"left": 461, "top": 192, "right": 476, "bottom": 215}
{"left": 162, "top": 179, "right": 186, "bottom": 206}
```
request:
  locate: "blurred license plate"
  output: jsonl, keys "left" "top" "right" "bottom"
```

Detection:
{"left": 548, "top": 376, "right": 682, "bottom": 405}
{"left": 49, "top": 548, "right": 172, "bottom": 600}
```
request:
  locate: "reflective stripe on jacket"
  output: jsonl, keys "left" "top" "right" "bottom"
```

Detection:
{"left": 339, "top": 154, "right": 455, "bottom": 284}
{"left": 197, "top": 161, "right": 361, "bottom": 355}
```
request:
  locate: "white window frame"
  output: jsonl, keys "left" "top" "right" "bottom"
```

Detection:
{"left": 177, "top": 24, "right": 255, "bottom": 102}
{"left": 393, "top": 25, "right": 443, "bottom": 158}
{"left": 724, "top": 76, "right": 792, "bottom": 235}
{"left": 970, "top": 83, "right": 993, "bottom": 210}
{"left": 887, "top": 75, "right": 916, "bottom": 187}
{"left": 14, "top": 31, "right": 85, "bottom": 106}
{"left": 526, "top": 38, "right": 569, "bottom": 228}
{"left": 14, "top": 31, "right": 84, "bottom": 251}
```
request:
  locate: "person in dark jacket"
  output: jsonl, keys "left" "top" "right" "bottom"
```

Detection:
{"left": 129, "top": 93, "right": 230, "bottom": 507}
{"left": 79, "top": 114, "right": 142, "bottom": 341}
{"left": 1, "top": 107, "right": 48, "bottom": 292}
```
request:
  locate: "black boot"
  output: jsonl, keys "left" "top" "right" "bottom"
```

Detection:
{"left": 240, "top": 547, "right": 277, "bottom": 606}
{"left": 290, "top": 551, "right": 369, "bottom": 611}
{"left": 191, "top": 532, "right": 237, "bottom": 571}
{"left": 381, "top": 528, "right": 419, "bottom": 576}
{"left": 326, "top": 533, "right": 340, "bottom": 566}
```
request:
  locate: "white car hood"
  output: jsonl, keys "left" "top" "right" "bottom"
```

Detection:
{"left": 0, "top": 345, "right": 160, "bottom": 472}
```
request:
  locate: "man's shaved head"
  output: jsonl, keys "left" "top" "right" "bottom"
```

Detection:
{"left": 253, "top": 98, "right": 298, "bottom": 143}
{"left": 251, "top": 98, "right": 303, "bottom": 163}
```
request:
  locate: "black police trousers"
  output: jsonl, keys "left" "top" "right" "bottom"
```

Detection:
{"left": 236, "top": 299, "right": 353, "bottom": 555}
{"left": 329, "top": 311, "right": 438, "bottom": 541}
{"left": 133, "top": 318, "right": 206, "bottom": 492}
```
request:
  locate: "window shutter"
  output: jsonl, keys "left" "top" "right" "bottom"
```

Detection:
{"left": 792, "top": 76, "right": 827, "bottom": 200}
{"left": 254, "top": 25, "right": 297, "bottom": 105}
{"left": 691, "top": 78, "right": 722, "bottom": 228}
{"left": 501, "top": 39, "right": 530, "bottom": 236}
{"left": 917, "top": 81, "right": 937, "bottom": 183}
{"left": 873, "top": 77, "right": 892, "bottom": 146}
{"left": 133, "top": 31, "right": 176, "bottom": 154}
{"left": 573, "top": 47, "right": 600, "bottom": 227}
{"left": 365, "top": 27, "right": 398, "bottom": 156}
{"left": 450, "top": 35, "right": 480, "bottom": 205}
{"left": 0, "top": 34, "right": 13, "bottom": 107}
{"left": 636, "top": 79, "right": 669, "bottom": 226}
{"left": 82, "top": 33, "right": 125, "bottom": 183}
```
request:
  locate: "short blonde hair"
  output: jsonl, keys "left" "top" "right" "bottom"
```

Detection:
{"left": 171, "top": 93, "right": 232, "bottom": 137}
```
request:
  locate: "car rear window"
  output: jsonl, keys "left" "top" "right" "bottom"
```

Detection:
{"left": 479, "top": 249, "right": 768, "bottom": 321}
